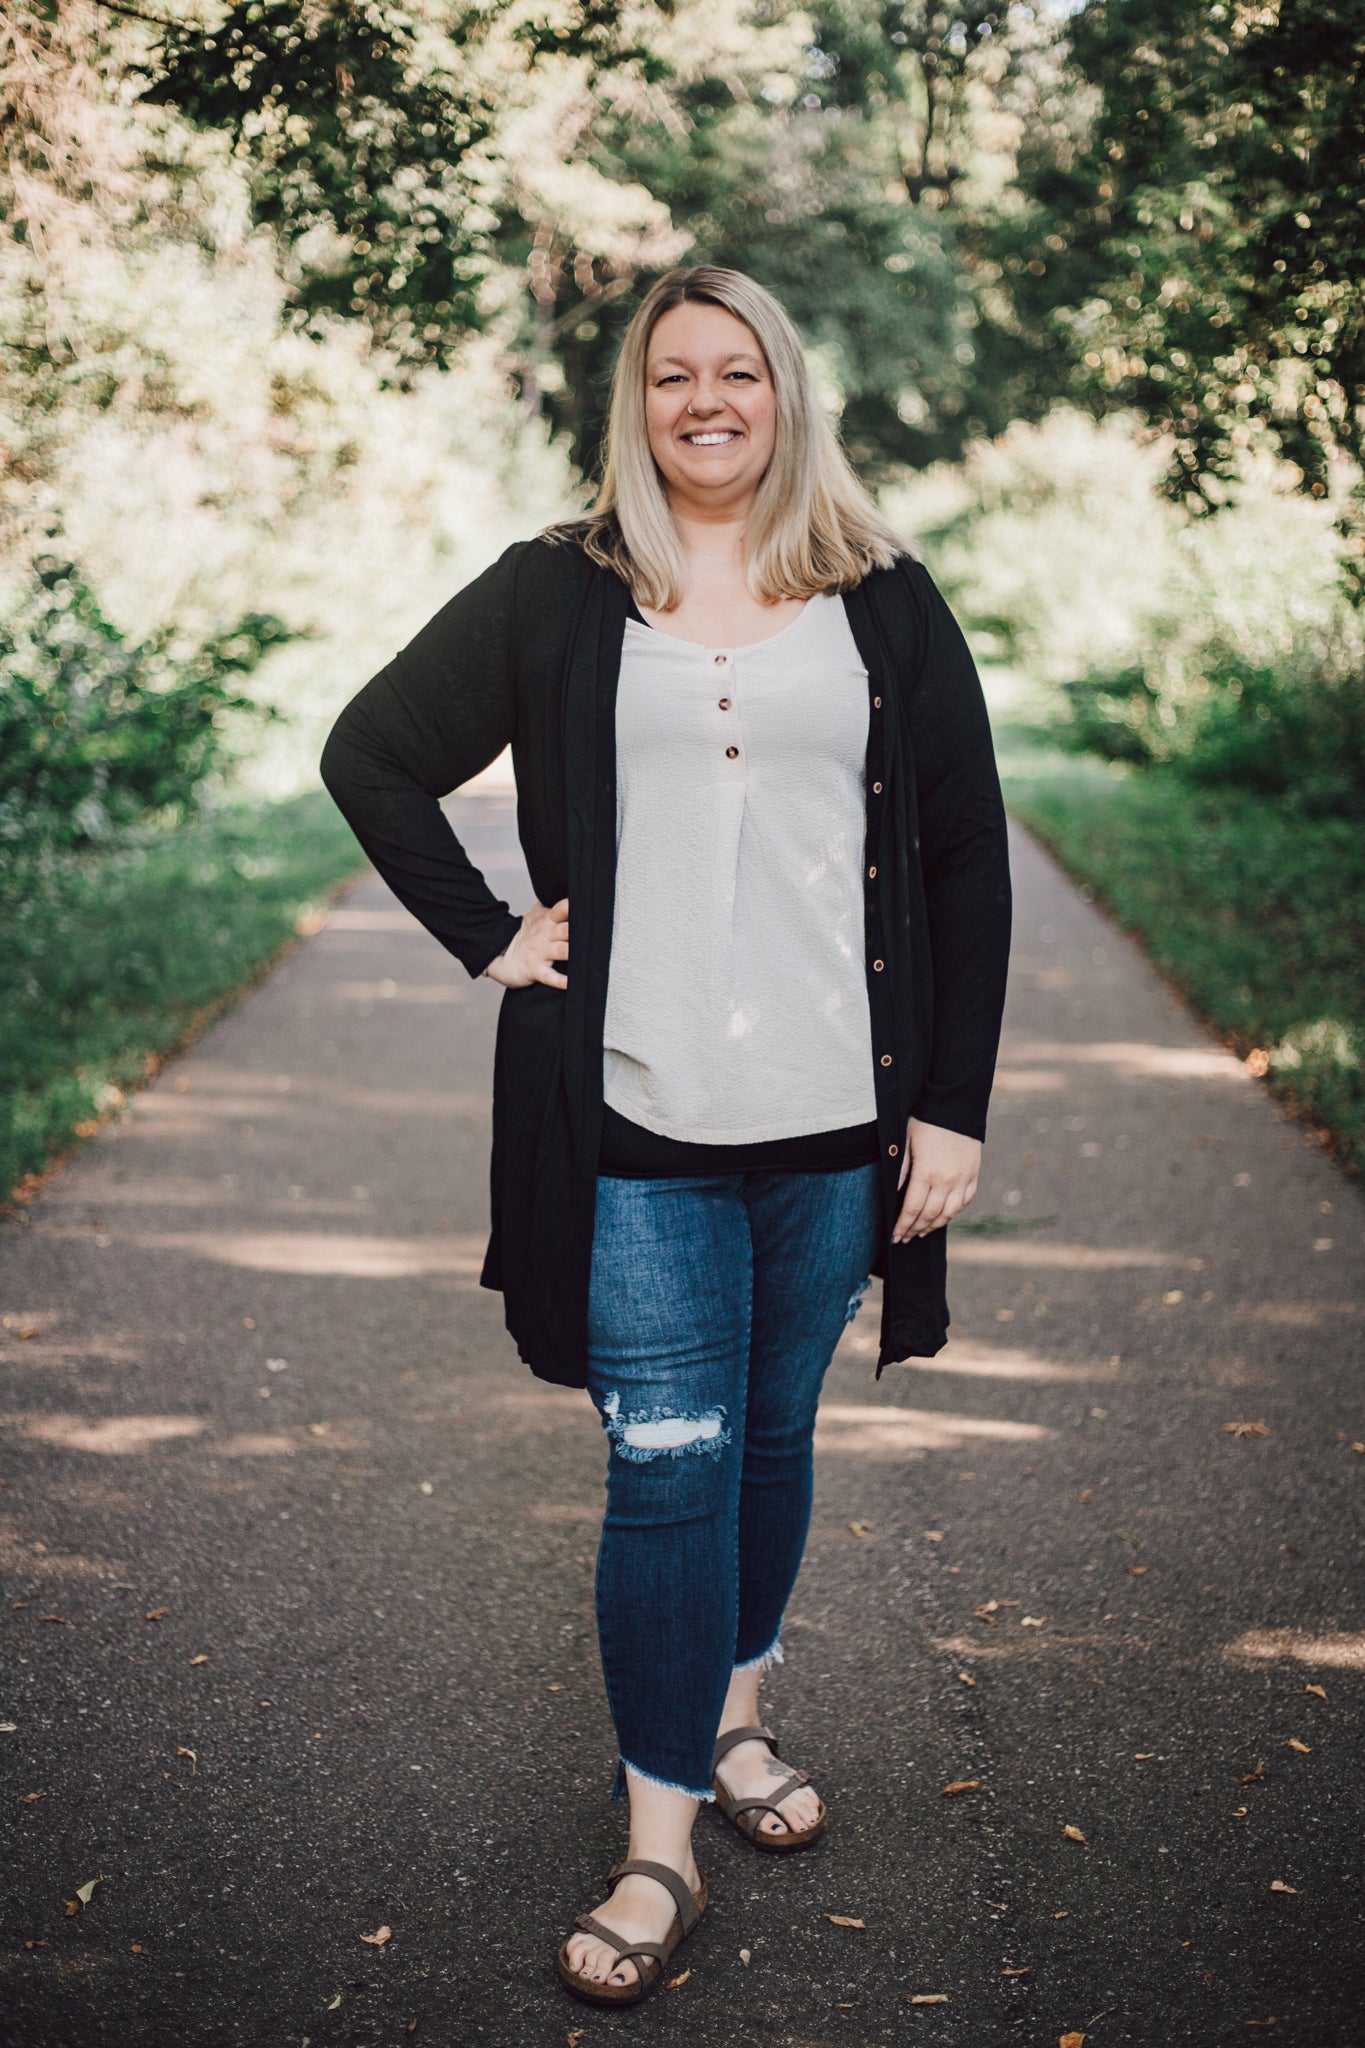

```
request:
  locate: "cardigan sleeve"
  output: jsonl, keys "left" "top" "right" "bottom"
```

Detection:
{"left": 901, "top": 558, "right": 1013, "bottom": 1142}
{"left": 319, "top": 541, "right": 527, "bottom": 978}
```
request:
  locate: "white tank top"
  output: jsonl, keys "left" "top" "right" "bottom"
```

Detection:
{"left": 603, "top": 591, "right": 876, "bottom": 1144}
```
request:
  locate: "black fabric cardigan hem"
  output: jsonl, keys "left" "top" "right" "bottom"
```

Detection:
{"left": 319, "top": 534, "right": 1012, "bottom": 1387}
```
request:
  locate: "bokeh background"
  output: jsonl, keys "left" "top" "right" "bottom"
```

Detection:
{"left": 3, "top": 0, "right": 1361, "bottom": 1203}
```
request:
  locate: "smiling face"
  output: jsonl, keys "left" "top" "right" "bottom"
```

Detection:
{"left": 643, "top": 299, "right": 778, "bottom": 516}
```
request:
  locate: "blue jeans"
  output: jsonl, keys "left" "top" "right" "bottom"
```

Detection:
{"left": 585, "top": 1165, "right": 881, "bottom": 1802}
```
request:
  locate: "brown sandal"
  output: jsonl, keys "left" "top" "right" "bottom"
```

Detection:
{"left": 556, "top": 1856, "right": 708, "bottom": 2007}
{"left": 711, "top": 1723, "right": 827, "bottom": 1852}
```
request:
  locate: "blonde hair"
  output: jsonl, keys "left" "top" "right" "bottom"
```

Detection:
{"left": 543, "top": 266, "right": 908, "bottom": 610}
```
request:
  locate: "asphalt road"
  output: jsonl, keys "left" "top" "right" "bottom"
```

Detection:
{"left": 2, "top": 794, "right": 1362, "bottom": 2048}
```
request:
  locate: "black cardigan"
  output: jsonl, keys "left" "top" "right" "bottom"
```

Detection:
{"left": 319, "top": 535, "right": 1012, "bottom": 1386}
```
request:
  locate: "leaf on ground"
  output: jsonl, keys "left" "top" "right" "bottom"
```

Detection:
{"left": 75, "top": 1877, "right": 102, "bottom": 1905}
{"left": 359, "top": 1926, "right": 391, "bottom": 1946}
{"left": 1352, "top": 1443, "right": 1364, "bottom": 1456}
{"left": 188, "top": 1654, "right": 210, "bottom": 1666}
{"left": 38, "top": 1614, "right": 67, "bottom": 1624}
{"left": 924, "top": 1530, "right": 943, "bottom": 1541}
{"left": 1060, "top": 2034, "right": 1087, "bottom": 2048}
{"left": 1270, "top": 1880, "right": 1297, "bottom": 1894}
{"left": 546, "top": 1683, "right": 567, "bottom": 1692}
{"left": 63, "top": 1899, "right": 79, "bottom": 1917}
{"left": 667, "top": 1968, "right": 691, "bottom": 1987}
{"left": 1240, "top": 1761, "right": 1265, "bottom": 1784}
{"left": 1304, "top": 1685, "right": 1327, "bottom": 1700}
{"left": 957, "top": 1671, "right": 976, "bottom": 1686}
{"left": 826, "top": 1914, "right": 866, "bottom": 1927}
{"left": 327, "top": 1994, "right": 341, "bottom": 2010}
{"left": 973, "top": 1602, "right": 999, "bottom": 1625}
{"left": 1054, "top": 1910, "right": 1069, "bottom": 1919}
{"left": 848, "top": 1521, "right": 875, "bottom": 1538}
{"left": 1078, "top": 1490, "right": 1093, "bottom": 1503}
{"left": 407, "top": 2023, "right": 418, "bottom": 2037}
{"left": 1002, "top": 1965, "right": 1031, "bottom": 1976}
{"left": 176, "top": 1747, "right": 196, "bottom": 1773}
{"left": 738, "top": 1947, "right": 751, "bottom": 1965}
{"left": 145, "top": 1608, "right": 168, "bottom": 1622}
{"left": 24, "top": 1791, "right": 46, "bottom": 1802}
{"left": 1232, "top": 1806, "right": 1249, "bottom": 1818}
{"left": 1222, "top": 1419, "right": 1270, "bottom": 1438}
{"left": 1129, "top": 1565, "right": 1149, "bottom": 1576}
{"left": 1021, "top": 1615, "right": 1046, "bottom": 1626}
{"left": 1062, "top": 1824, "right": 1086, "bottom": 1844}
{"left": 942, "top": 1780, "right": 981, "bottom": 1796}
{"left": 906, "top": 1992, "right": 949, "bottom": 2004}
{"left": 567, "top": 2032, "right": 584, "bottom": 2047}
{"left": 1134, "top": 1752, "right": 1155, "bottom": 1761}
{"left": 1286, "top": 1739, "right": 1312, "bottom": 1754}
{"left": 130, "top": 1942, "right": 149, "bottom": 1955}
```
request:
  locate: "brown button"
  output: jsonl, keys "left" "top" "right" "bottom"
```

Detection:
{"left": 726, "top": 745, "right": 739, "bottom": 759}
{"left": 873, "top": 959, "right": 884, "bottom": 972}
{"left": 872, "top": 781, "right": 883, "bottom": 794}
{"left": 880, "top": 1054, "right": 892, "bottom": 1067}
{"left": 868, "top": 865, "right": 877, "bottom": 879}
{"left": 719, "top": 697, "right": 731, "bottom": 710}
{"left": 888, "top": 1143, "right": 899, "bottom": 1157}
{"left": 873, "top": 695, "right": 882, "bottom": 709}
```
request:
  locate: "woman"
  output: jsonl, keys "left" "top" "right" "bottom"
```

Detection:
{"left": 320, "top": 265, "right": 1012, "bottom": 2007}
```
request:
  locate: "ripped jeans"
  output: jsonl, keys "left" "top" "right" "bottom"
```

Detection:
{"left": 586, "top": 1165, "right": 881, "bottom": 1802}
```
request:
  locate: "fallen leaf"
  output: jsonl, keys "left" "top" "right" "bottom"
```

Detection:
{"left": 359, "top": 1925, "right": 391, "bottom": 1946}
{"left": 826, "top": 1914, "right": 866, "bottom": 1928}
{"left": 1270, "top": 1880, "right": 1297, "bottom": 1894}
{"left": 1232, "top": 1806, "right": 1248, "bottom": 1818}
{"left": 176, "top": 1747, "right": 196, "bottom": 1774}
{"left": 75, "top": 1877, "right": 102, "bottom": 1905}
{"left": 1222, "top": 1419, "right": 1270, "bottom": 1438}
{"left": 24, "top": 1791, "right": 46, "bottom": 1802}
{"left": 38, "top": 1614, "right": 67, "bottom": 1624}
{"left": 666, "top": 1969, "right": 691, "bottom": 1988}
{"left": 973, "top": 1602, "right": 999, "bottom": 1625}
{"left": 12, "top": 1602, "right": 28, "bottom": 1610}
{"left": 566, "top": 2033, "right": 583, "bottom": 2047}
{"left": 848, "top": 1521, "right": 875, "bottom": 1538}
{"left": 906, "top": 1993, "right": 948, "bottom": 2005}
{"left": 957, "top": 1671, "right": 976, "bottom": 1686}
{"left": 1020, "top": 1615, "right": 1046, "bottom": 1627}
{"left": 327, "top": 1994, "right": 342, "bottom": 2010}
{"left": 23, "top": 1941, "right": 48, "bottom": 1950}
{"left": 1134, "top": 1752, "right": 1155, "bottom": 1761}
{"left": 63, "top": 1900, "right": 79, "bottom": 1918}
{"left": 1352, "top": 1443, "right": 1364, "bottom": 1456}
{"left": 1062, "top": 1824, "right": 1086, "bottom": 1844}
{"left": 738, "top": 1947, "right": 751, "bottom": 1965}
{"left": 1002, "top": 1965, "right": 1031, "bottom": 1976}
{"left": 1162, "top": 1289, "right": 1184, "bottom": 1305}
{"left": 924, "top": 1530, "right": 943, "bottom": 1541}
{"left": 547, "top": 1683, "right": 567, "bottom": 1692}
{"left": 1129, "top": 1565, "right": 1148, "bottom": 1576}
{"left": 986, "top": 1900, "right": 1008, "bottom": 1911}
{"left": 1060, "top": 2035, "right": 1086, "bottom": 2048}
{"left": 1304, "top": 1684, "right": 1326, "bottom": 1701}
{"left": 1286, "top": 1739, "right": 1311, "bottom": 1754}
{"left": 17, "top": 1325, "right": 40, "bottom": 1339}
{"left": 130, "top": 1943, "right": 149, "bottom": 1955}
{"left": 1054, "top": 1910, "right": 1069, "bottom": 1919}
{"left": 407, "top": 2023, "right": 418, "bottom": 2037}
{"left": 942, "top": 1780, "right": 981, "bottom": 1796}
{"left": 144, "top": 1608, "right": 170, "bottom": 1623}
{"left": 1078, "top": 1490, "right": 1093, "bottom": 1503}
{"left": 1240, "top": 1761, "right": 1265, "bottom": 1785}
{"left": 188, "top": 1654, "right": 210, "bottom": 1666}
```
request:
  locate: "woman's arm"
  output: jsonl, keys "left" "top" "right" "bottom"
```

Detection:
{"left": 901, "top": 556, "right": 1014, "bottom": 1144}
{"left": 319, "top": 543, "right": 527, "bottom": 978}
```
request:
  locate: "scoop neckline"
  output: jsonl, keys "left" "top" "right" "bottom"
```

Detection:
{"left": 626, "top": 593, "right": 826, "bottom": 652}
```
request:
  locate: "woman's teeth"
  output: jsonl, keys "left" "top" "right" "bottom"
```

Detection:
{"left": 685, "top": 430, "right": 739, "bottom": 445}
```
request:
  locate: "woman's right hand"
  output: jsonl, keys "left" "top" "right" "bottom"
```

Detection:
{"left": 482, "top": 898, "right": 569, "bottom": 990}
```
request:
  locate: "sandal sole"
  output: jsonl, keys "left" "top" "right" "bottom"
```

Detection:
{"left": 556, "top": 1876, "right": 708, "bottom": 2005}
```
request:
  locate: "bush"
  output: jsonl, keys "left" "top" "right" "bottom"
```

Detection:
{"left": 0, "top": 556, "right": 291, "bottom": 852}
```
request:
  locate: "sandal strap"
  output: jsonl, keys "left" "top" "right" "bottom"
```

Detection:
{"left": 711, "top": 1722, "right": 779, "bottom": 1770}
{"left": 571, "top": 1911, "right": 668, "bottom": 1974}
{"left": 605, "top": 1857, "right": 701, "bottom": 1937}
{"left": 727, "top": 1775, "right": 809, "bottom": 1821}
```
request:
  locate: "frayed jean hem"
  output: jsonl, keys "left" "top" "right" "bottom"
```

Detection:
{"left": 733, "top": 1630, "right": 785, "bottom": 1675}
{"left": 611, "top": 1754, "right": 715, "bottom": 1804}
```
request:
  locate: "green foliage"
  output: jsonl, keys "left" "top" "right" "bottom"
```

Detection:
{"left": 0, "top": 557, "right": 289, "bottom": 851}
{"left": 998, "top": 727, "right": 1365, "bottom": 1180}
{"left": 0, "top": 791, "right": 364, "bottom": 1202}
{"left": 978, "top": 0, "right": 1365, "bottom": 545}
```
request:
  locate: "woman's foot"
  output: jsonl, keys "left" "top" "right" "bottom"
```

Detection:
{"left": 712, "top": 1727, "right": 822, "bottom": 1838}
{"left": 562, "top": 1850, "right": 704, "bottom": 1988}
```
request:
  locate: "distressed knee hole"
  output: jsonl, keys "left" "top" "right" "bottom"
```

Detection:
{"left": 601, "top": 1390, "right": 730, "bottom": 1462}
{"left": 844, "top": 1276, "right": 872, "bottom": 1325}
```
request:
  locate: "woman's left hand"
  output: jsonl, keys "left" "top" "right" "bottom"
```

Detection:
{"left": 892, "top": 1117, "right": 982, "bottom": 1243}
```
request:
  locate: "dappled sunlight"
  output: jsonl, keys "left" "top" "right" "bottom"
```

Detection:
{"left": 932, "top": 1630, "right": 1137, "bottom": 1660}
{"left": 214, "top": 1433, "right": 298, "bottom": 1457}
{"left": 123, "top": 1230, "right": 488, "bottom": 1277}
{"left": 322, "top": 908, "right": 423, "bottom": 932}
{"left": 952, "top": 1240, "right": 1203, "bottom": 1269}
{"left": 1233, "top": 1301, "right": 1361, "bottom": 1327}
{"left": 0, "top": 1338, "right": 146, "bottom": 1365}
{"left": 997, "top": 1037, "right": 1249, "bottom": 1084}
{"left": 0, "top": 1518, "right": 113, "bottom": 1578}
{"left": 814, "top": 1402, "right": 1052, "bottom": 1457}
{"left": 1224, "top": 1629, "right": 1365, "bottom": 1672}
{"left": 882, "top": 1339, "right": 1118, "bottom": 1383}
{"left": 18, "top": 1413, "right": 207, "bottom": 1454}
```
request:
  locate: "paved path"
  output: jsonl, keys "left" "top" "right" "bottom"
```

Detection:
{"left": 2, "top": 797, "right": 1362, "bottom": 2047}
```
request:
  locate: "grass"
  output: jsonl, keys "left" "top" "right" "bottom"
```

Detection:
{"left": 1, "top": 791, "right": 365, "bottom": 1204}
{"left": 995, "top": 721, "right": 1365, "bottom": 1181}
